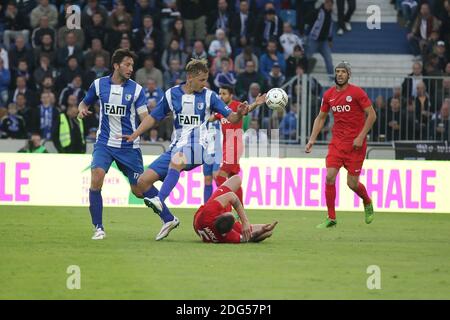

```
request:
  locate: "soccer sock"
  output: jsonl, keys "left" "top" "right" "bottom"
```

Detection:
{"left": 144, "top": 186, "right": 175, "bottom": 223}
{"left": 355, "top": 182, "right": 372, "bottom": 206}
{"left": 204, "top": 184, "right": 213, "bottom": 203}
{"left": 89, "top": 189, "right": 103, "bottom": 230}
{"left": 158, "top": 168, "right": 180, "bottom": 202}
{"left": 325, "top": 183, "right": 336, "bottom": 220}
{"left": 216, "top": 175, "right": 227, "bottom": 187}
{"left": 236, "top": 187, "right": 243, "bottom": 206}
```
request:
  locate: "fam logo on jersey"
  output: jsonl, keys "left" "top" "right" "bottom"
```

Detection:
{"left": 331, "top": 105, "right": 351, "bottom": 112}
{"left": 104, "top": 103, "right": 126, "bottom": 116}
{"left": 346, "top": 96, "right": 352, "bottom": 102}
{"left": 197, "top": 102, "right": 205, "bottom": 110}
{"left": 125, "top": 94, "right": 132, "bottom": 101}
{"left": 179, "top": 114, "right": 201, "bottom": 125}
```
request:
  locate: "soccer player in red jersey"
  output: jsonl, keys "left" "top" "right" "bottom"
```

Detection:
{"left": 193, "top": 175, "right": 278, "bottom": 243}
{"left": 305, "top": 61, "right": 377, "bottom": 228}
{"left": 210, "top": 85, "right": 266, "bottom": 205}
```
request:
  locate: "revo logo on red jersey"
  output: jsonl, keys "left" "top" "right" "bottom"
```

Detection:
{"left": 331, "top": 105, "right": 351, "bottom": 112}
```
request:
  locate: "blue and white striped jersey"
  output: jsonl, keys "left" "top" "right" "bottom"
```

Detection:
{"left": 83, "top": 76, "right": 148, "bottom": 149}
{"left": 151, "top": 84, "right": 232, "bottom": 150}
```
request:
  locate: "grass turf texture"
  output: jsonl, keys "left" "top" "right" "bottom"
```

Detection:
{"left": 1, "top": 206, "right": 450, "bottom": 299}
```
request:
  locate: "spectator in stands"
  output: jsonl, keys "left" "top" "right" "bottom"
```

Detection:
{"left": 118, "top": 36, "right": 132, "bottom": 51}
{"left": 18, "top": 132, "right": 48, "bottom": 153}
{"left": 0, "top": 47, "right": 9, "bottom": 70}
{"left": 159, "top": 0, "right": 180, "bottom": 35}
{"left": 38, "top": 76, "right": 57, "bottom": 100}
{"left": 163, "top": 59, "right": 186, "bottom": 90}
{"left": 372, "top": 95, "right": 388, "bottom": 142}
{"left": 188, "top": 40, "right": 208, "bottom": 61}
{"left": 208, "top": 28, "right": 232, "bottom": 58}
{"left": 207, "top": 0, "right": 232, "bottom": 35}
{"left": 210, "top": 47, "right": 234, "bottom": 75}
{"left": 431, "top": 99, "right": 450, "bottom": 141}
{"left": 0, "top": 58, "right": 11, "bottom": 108}
{"left": 246, "top": 82, "right": 263, "bottom": 121}
{"left": 84, "top": 38, "right": 110, "bottom": 71}
{"left": 387, "top": 86, "right": 402, "bottom": 110}
{"left": 132, "top": 0, "right": 156, "bottom": 30}
{"left": 415, "top": 80, "right": 434, "bottom": 139}
{"left": 3, "top": 1, "right": 30, "bottom": 50}
{"left": 10, "top": 76, "right": 37, "bottom": 107}
{"left": 8, "top": 35, "right": 34, "bottom": 74}
{"left": 34, "top": 34, "right": 56, "bottom": 67}
{"left": 134, "top": 15, "right": 163, "bottom": 52}
{"left": 0, "top": 103, "right": 27, "bottom": 139}
{"left": 234, "top": 45, "right": 259, "bottom": 74}
{"left": 280, "top": 102, "right": 298, "bottom": 141}
{"left": 59, "top": 76, "right": 85, "bottom": 112}
{"left": 15, "top": 93, "right": 31, "bottom": 134}
{"left": 286, "top": 44, "right": 309, "bottom": 78}
{"left": 56, "top": 31, "right": 83, "bottom": 69}
{"left": 244, "top": 119, "right": 268, "bottom": 146}
{"left": 56, "top": 13, "right": 85, "bottom": 50}
{"left": 267, "top": 62, "right": 285, "bottom": 89}
{"left": 259, "top": 39, "right": 286, "bottom": 80}
{"left": 402, "top": 61, "right": 424, "bottom": 100}
{"left": 84, "top": 13, "right": 108, "bottom": 48}
{"left": 407, "top": 2, "right": 441, "bottom": 60}
{"left": 386, "top": 97, "right": 405, "bottom": 142}
{"left": 230, "top": 0, "right": 255, "bottom": 48}
{"left": 214, "top": 58, "right": 237, "bottom": 88}
{"left": 148, "top": 128, "right": 162, "bottom": 142}
{"left": 52, "top": 103, "right": 86, "bottom": 154}
{"left": 31, "top": 16, "right": 55, "bottom": 49}
{"left": 306, "top": 0, "right": 334, "bottom": 77}
{"left": 254, "top": 6, "right": 283, "bottom": 50}
{"left": 144, "top": 78, "right": 164, "bottom": 112}
{"left": 83, "top": 55, "right": 109, "bottom": 90}
{"left": 401, "top": 0, "right": 418, "bottom": 28}
{"left": 165, "top": 18, "right": 188, "bottom": 51}
{"left": 434, "top": 41, "right": 448, "bottom": 72}
{"left": 30, "top": 0, "right": 58, "bottom": 29}
{"left": 440, "top": 0, "right": 450, "bottom": 45}
{"left": 137, "top": 38, "right": 161, "bottom": 69}
{"left": 336, "top": 0, "right": 356, "bottom": 35}
{"left": 279, "top": 22, "right": 303, "bottom": 59}
{"left": 33, "top": 54, "right": 55, "bottom": 89}
{"left": 109, "top": 0, "right": 132, "bottom": 31}
{"left": 236, "top": 60, "right": 265, "bottom": 100}
{"left": 135, "top": 56, "right": 164, "bottom": 89}
{"left": 56, "top": 56, "right": 83, "bottom": 92}
{"left": 105, "top": 21, "right": 132, "bottom": 52}
{"left": 15, "top": 59, "right": 34, "bottom": 90}
{"left": 161, "top": 38, "right": 187, "bottom": 72}
{"left": 177, "top": 0, "right": 208, "bottom": 44}
{"left": 29, "top": 92, "right": 58, "bottom": 141}
{"left": 82, "top": 0, "right": 109, "bottom": 29}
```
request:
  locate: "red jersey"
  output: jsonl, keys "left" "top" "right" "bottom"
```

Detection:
{"left": 320, "top": 84, "right": 372, "bottom": 150}
{"left": 193, "top": 186, "right": 242, "bottom": 243}
{"left": 215, "top": 100, "right": 243, "bottom": 164}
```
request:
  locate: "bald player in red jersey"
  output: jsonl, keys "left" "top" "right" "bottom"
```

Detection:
{"left": 193, "top": 175, "right": 278, "bottom": 243}
{"left": 305, "top": 61, "right": 377, "bottom": 228}
{"left": 210, "top": 85, "right": 266, "bottom": 205}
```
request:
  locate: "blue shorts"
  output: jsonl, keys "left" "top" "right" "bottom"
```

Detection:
{"left": 91, "top": 144, "right": 143, "bottom": 185}
{"left": 149, "top": 144, "right": 209, "bottom": 180}
{"left": 203, "top": 159, "right": 220, "bottom": 176}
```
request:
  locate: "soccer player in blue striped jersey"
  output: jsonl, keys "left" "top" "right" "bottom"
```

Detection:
{"left": 122, "top": 59, "right": 255, "bottom": 241}
{"left": 78, "top": 49, "right": 154, "bottom": 240}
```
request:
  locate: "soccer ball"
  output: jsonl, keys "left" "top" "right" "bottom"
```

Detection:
{"left": 265, "top": 88, "right": 288, "bottom": 110}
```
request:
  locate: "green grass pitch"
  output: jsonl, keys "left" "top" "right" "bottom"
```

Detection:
{"left": 1, "top": 206, "right": 449, "bottom": 299}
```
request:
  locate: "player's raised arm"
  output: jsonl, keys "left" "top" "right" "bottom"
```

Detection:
{"left": 305, "top": 111, "right": 328, "bottom": 153}
{"left": 353, "top": 105, "right": 377, "bottom": 150}
{"left": 246, "top": 93, "right": 267, "bottom": 114}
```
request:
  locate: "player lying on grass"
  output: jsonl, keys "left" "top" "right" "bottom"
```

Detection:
{"left": 193, "top": 175, "right": 278, "bottom": 243}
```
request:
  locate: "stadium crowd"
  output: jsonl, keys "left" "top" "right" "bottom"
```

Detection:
{"left": 0, "top": 0, "right": 449, "bottom": 152}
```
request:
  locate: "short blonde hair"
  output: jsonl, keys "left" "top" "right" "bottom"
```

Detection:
{"left": 186, "top": 58, "right": 209, "bottom": 76}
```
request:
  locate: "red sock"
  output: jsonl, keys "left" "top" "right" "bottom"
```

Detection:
{"left": 236, "top": 187, "right": 243, "bottom": 206}
{"left": 325, "top": 183, "right": 336, "bottom": 220}
{"left": 356, "top": 183, "right": 372, "bottom": 205}
{"left": 216, "top": 175, "right": 227, "bottom": 187}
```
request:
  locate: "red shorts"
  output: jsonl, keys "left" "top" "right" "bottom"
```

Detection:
{"left": 219, "top": 162, "right": 241, "bottom": 176}
{"left": 326, "top": 143, "right": 366, "bottom": 176}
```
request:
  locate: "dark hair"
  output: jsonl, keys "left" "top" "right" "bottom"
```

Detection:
{"left": 220, "top": 84, "right": 234, "bottom": 95}
{"left": 214, "top": 214, "right": 235, "bottom": 234}
{"left": 111, "top": 48, "right": 137, "bottom": 68}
